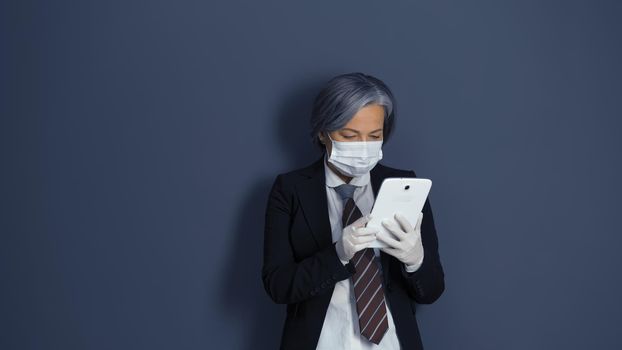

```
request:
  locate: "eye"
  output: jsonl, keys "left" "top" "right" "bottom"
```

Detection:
{"left": 342, "top": 135, "right": 356, "bottom": 139}
{"left": 371, "top": 135, "right": 381, "bottom": 139}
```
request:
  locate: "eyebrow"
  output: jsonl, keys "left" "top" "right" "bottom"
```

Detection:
{"left": 341, "top": 128, "right": 383, "bottom": 133}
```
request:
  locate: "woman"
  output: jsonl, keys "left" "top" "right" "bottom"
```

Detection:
{"left": 262, "top": 72, "right": 445, "bottom": 350}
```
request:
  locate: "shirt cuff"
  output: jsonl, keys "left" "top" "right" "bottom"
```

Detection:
{"left": 404, "top": 256, "right": 424, "bottom": 273}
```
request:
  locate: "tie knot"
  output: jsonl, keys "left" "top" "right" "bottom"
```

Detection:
{"left": 334, "top": 183, "right": 357, "bottom": 201}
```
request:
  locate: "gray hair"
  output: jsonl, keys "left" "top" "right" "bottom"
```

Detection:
{"left": 310, "top": 72, "right": 396, "bottom": 151}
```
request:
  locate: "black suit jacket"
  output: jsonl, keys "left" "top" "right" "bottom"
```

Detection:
{"left": 262, "top": 155, "right": 445, "bottom": 350}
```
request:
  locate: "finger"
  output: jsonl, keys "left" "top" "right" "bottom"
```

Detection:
{"left": 352, "top": 241, "right": 373, "bottom": 253}
{"left": 352, "top": 234, "right": 377, "bottom": 245}
{"left": 380, "top": 246, "right": 401, "bottom": 256}
{"left": 414, "top": 212, "right": 423, "bottom": 231}
{"left": 350, "top": 213, "right": 373, "bottom": 228}
{"left": 381, "top": 219, "right": 406, "bottom": 240}
{"left": 353, "top": 226, "right": 379, "bottom": 236}
{"left": 351, "top": 230, "right": 377, "bottom": 242}
{"left": 375, "top": 231, "right": 401, "bottom": 249}
{"left": 394, "top": 212, "right": 413, "bottom": 233}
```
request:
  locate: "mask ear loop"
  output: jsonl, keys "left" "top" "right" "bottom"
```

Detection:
{"left": 325, "top": 133, "right": 334, "bottom": 159}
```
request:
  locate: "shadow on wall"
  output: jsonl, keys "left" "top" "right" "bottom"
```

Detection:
{"left": 219, "top": 75, "right": 333, "bottom": 349}
{"left": 219, "top": 178, "right": 280, "bottom": 349}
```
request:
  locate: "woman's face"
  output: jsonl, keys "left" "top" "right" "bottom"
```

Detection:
{"left": 319, "top": 103, "right": 385, "bottom": 157}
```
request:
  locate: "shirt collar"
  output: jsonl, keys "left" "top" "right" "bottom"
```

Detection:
{"left": 324, "top": 152, "right": 370, "bottom": 188}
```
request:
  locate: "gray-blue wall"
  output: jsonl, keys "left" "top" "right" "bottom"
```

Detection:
{"left": 2, "top": 1, "right": 621, "bottom": 349}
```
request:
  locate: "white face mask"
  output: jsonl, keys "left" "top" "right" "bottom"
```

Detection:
{"left": 326, "top": 133, "right": 383, "bottom": 177}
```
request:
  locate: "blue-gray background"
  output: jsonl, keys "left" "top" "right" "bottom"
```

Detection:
{"left": 2, "top": 0, "right": 621, "bottom": 349}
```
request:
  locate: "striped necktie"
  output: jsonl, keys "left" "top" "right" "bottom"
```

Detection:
{"left": 334, "top": 183, "right": 389, "bottom": 345}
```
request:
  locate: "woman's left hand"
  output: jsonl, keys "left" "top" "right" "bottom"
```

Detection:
{"left": 376, "top": 212, "right": 424, "bottom": 269}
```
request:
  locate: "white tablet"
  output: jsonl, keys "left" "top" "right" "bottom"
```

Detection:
{"left": 366, "top": 177, "right": 432, "bottom": 248}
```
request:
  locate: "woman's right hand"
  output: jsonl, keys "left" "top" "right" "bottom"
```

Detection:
{"left": 335, "top": 214, "right": 379, "bottom": 263}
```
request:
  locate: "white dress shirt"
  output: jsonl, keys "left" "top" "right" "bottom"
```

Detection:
{"left": 315, "top": 153, "right": 403, "bottom": 349}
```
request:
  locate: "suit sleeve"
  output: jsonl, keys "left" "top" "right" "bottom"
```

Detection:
{"left": 262, "top": 174, "right": 356, "bottom": 304}
{"left": 399, "top": 170, "right": 446, "bottom": 304}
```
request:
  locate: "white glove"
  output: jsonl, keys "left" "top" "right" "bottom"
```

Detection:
{"left": 376, "top": 212, "right": 424, "bottom": 272}
{"left": 335, "top": 214, "right": 379, "bottom": 263}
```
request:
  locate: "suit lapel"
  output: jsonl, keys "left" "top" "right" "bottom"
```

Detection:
{"left": 296, "top": 156, "right": 333, "bottom": 248}
{"left": 369, "top": 165, "right": 384, "bottom": 199}
{"left": 370, "top": 165, "right": 393, "bottom": 287}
